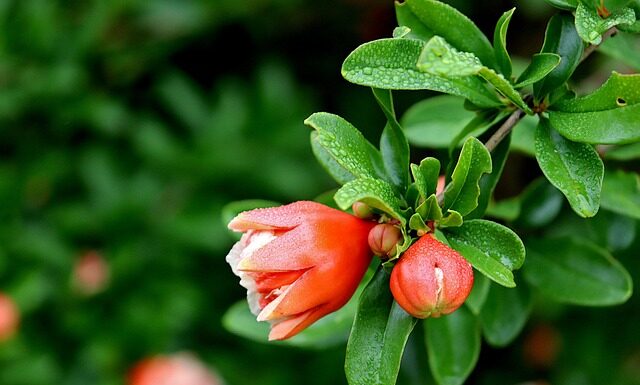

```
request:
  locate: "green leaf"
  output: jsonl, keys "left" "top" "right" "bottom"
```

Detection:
{"left": 599, "top": 32, "right": 640, "bottom": 71}
{"left": 467, "top": 130, "right": 511, "bottom": 219}
{"left": 553, "top": 72, "right": 640, "bottom": 112}
{"left": 373, "top": 88, "right": 410, "bottom": 190}
{"left": 534, "top": 13, "right": 584, "bottom": 100}
{"left": 514, "top": 53, "right": 562, "bottom": 88}
{"left": 409, "top": 212, "right": 429, "bottom": 232}
{"left": 425, "top": 306, "right": 481, "bottom": 385}
{"left": 465, "top": 273, "right": 491, "bottom": 315}
{"left": 346, "top": 268, "right": 417, "bottom": 385}
{"left": 486, "top": 197, "right": 521, "bottom": 221}
{"left": 418, "top": 36, "right": 532, "bottom": 114}
{"left": 544, "top": 0, "right": 578, "bottom": 10}
{"left": 524, "top": 237, "right": 633, "bottom": 306}
{"left": 305, "top": 113, "right": 386, "bottom": 181}
{"left": 549, "top": 104, "right": 640, "bottom": 144}
{"left": 600, "top": 170, "right": 640, "bottom": 219}
{"left": 448, "top": 111, "right": 503, "bottom": 156}
{"left": 417, "top": 194, "right": 444, "bottom": 221}
{"left": 335, "top": 178, "right": 407, "bottom": 225}
{"left": 401, "top": 0, "right": 496, "bottom": 68}
{"left": 445, "top": 219, "right": 525, "bottom": 287}
{"left": 575, "top": 2, "right": 635, "bottom": 44}
{"left": 401, "top": 96, "right": 485, "bottom": 148}
{"left": 444, "top": 137, "right": 492, "bottom": 217}
{"left": 395, "top": 1, "right": 435, "bottom": 41}
{"left": 222, "top": 300, "right": 355, "bottom": 349}
{"left": 549, "top": 72, "right": 640, "bottom": 144}
{"left": 411, "top": 157, "right": 440, "bottom": 200}
{"left": 311, "top": 132, "right": 356, "bottom": 184}
{"left": 544, "top": 208, "right": 636, "bottom": 251}
{"left": 535, "top": 118, "right": 603, "bottom": 217}
{"left": 493, "top": 8, "right": 515, "bottom": 78}
{"left": 438, "top": 210, "right": 464, "bottom": 228}
{"left": 480, "top": 282, "right": 532, "bottom": 347}
{"left": 604, "top": 142, "right": 640, "bottom": 160}
{"left": 341, "top": 39, "right": 501, "bottom": 108}
{"left": 393, "top": 26, "right": 412, "bottom": 39}
{"left": 515, "top": 178, "right": 565, "bottom": 228}
{"left": 417, "top": 36, "right": 483, "bottom": 76}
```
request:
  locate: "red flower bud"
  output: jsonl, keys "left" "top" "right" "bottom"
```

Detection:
{"left": 129, "top": 353, "right": 222, "bottom": 385}
{"left": 368, "top": 224, "right": 402, "bottom": 258}
{"left": 0, "top": 293, "right": 19, "bottom": 342}
{"left": 390, "top": 234, "right": 473, "bottom": 318}
{"left": 436, "top": 175, "right": 446, "bottom": 196}
{"left": 72, "top": 251, "right": 110, "bottom": 296}
{"left": 352, "top": 202, "right": 374, "bottom": 219}
{"left": 226, "top": 201, "right": 375, "bottom": 340}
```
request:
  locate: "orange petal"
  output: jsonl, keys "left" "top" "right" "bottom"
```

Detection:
{"left": 228, "top": 201, "right": 324, "bottom": 232}
{"left": 237, "top": 228, "right": 316, "bottom": 272}
{"left": 267, "top": 306, "right": 326, "bottom": 341}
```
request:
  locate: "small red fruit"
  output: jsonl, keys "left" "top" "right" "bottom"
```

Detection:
{"left": 390, "top": 234, "right": 473, "bottom": 318}
{"left": 368, "top": 223, "right": 403, "bottom": 258}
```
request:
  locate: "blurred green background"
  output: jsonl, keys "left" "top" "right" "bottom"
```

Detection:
{"left": 0, "top": 0, "right": 638, "bottom": 384}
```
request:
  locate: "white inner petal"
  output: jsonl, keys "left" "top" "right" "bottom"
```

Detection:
{"left": 434, "top": 266, "right": 444, "bottom": 306}
{"left": 225, "top": 230, "right": 277, "bottom": 316}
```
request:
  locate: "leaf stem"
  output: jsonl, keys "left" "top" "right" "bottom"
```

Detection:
{"left": 436, "top": 27, "right": 618, "bottom": 206}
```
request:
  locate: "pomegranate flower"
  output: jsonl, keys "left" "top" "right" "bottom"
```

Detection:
{"left": 129, "top": 353, "right": 222, "bottom": 385}
{"left": 226, "top": 201, "right": 375, "bottom": 340}
{"left": 0, "top": 293, "right": 19, "bottom": 342}
{"left": 390, "top": 234, "right": 473, "bottom": 318}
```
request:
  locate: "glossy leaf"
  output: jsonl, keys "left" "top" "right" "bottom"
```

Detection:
{"left": 346, "top": 268, "right": 417, "bottom": 385}
{"left": 575, "top": 2, "right": 635, "bottom": 44}
{"left": 341, "top": 39, "right": 501, "bottom": 108}
{"left": 444, "top": 137, "right": 492, "bottom": 217}
{"left": 438, "top": 210, "right": 464, "bottom": 228}
{"left": 446, "top": 219, "right": 525, "bottom": 287}
{"left": 599, "top": 32, "right": 640, "bottom": 71}
{"left": 417, "top": 194, "right": 444, "bottom": 221}
{"left": 600, "top": 170, "right": 640, "bottom": 219}
{"left": 401, "top": 96, "right": 484, "bottom": 148}
{"left": 305, "top": 113, "right": 386, "bottom": 181}
{"left": 411, "top": 157, "right": 440, "bottom": 200}
{"left": 550, "top": 71, "right": 640, "bottom": 144}
{"left": 401, "top": 0, "right": 496, "bottom": 68}
{"left": 418, "top": 36, "right": 531, "bottom": 114}
{"left": 311, "top": 132, "right": 356, "bottom": 184}
{"left": 534, "top": 13, "right": 584, "bottom": 100}
{"left": 535, "top": 118, "right": 603, "bottom": 217}
{"left": 465, "top": 272, "right": 491, "bottom": 315}
{"left": 553, "top": 72, "right": 640, "bottom": 112}
{"left": 335, "top": 178, "right": 407, "bottom": 225}
{"left": 395, "top": 1, "right": 435, "bottom": 41}
{"left": 604, "top": 142, "right": 640, "bottom": 160}
{"left": 515, "top": 178, "right": 565, "bottom": 228}
{"left": 467, "top": 131, "right": 511, "bottom": 219}
{"left": 524, "top": 237, "right": 632, "bottom": 306}
{"left": 480, "top": 283, "right": 532, "bottom": 347}
{"left": 409, "top": 212, "right": 429, "bottom": 232}
{"left": 425, "top": 306, "right": 481, "bottom": 385}
{"left": 514, "top": 53, "right": 562, "bottom": 88}
{"left": 543, "top": 0, "right": 578, "bottom": 10}
{"left": 494, "top": 8, "right": 515, "bottom": 78}
{"left": 373, "top": 88, "right": 410, "bottom": 190}
{"left": 549, "top": 104, "right": 640, "bottom": 144}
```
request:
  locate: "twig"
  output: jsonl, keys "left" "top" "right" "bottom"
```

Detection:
{"left": 435, "top": 27, "right": 618, "bottom": 206}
